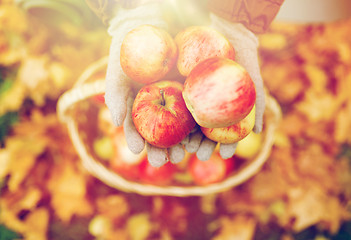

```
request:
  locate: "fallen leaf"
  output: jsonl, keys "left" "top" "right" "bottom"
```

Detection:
{"left": 47, "top": 160, "right": 93, "bottom": 223}
{"left": 212, "top": 215, "right": 256, "bottom": 240}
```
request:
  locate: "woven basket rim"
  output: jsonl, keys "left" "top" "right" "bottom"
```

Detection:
{"left": 57, "top": 56, "right": 282, "bottom": 197}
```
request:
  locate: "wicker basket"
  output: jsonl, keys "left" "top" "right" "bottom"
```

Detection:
{"left": 57, "top": 56, "right": 282, "bottom": 197}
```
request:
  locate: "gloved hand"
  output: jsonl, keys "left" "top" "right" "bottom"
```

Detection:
{"left": 182, "top": 13, "right": 265, "bottom": 161}
{"left": 105, "top": 2, "right": 185, "bottom": 167}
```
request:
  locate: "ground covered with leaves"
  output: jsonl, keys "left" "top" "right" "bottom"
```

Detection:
{"left": 0, "top": 1, "right": 351, "bottom": 240}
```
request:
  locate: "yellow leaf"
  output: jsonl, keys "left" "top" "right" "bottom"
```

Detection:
{"left": 89, "top": 215, "right": 112, "bottom": 238}
{"left": 127, "top": 213, "right": 152, "bottom": 240}
{"left": 0, "top": 151, "right": 11, "bottom": 179}
{"left": 295, "top": 91, "right": 339, "bottom": 122}
{"left": 18, "top": 187, "right": 42, "bottom": 211}
{"left": 23, "top": 208, "right": 49, "bottom": 240}
{"left": 259, "top": 33, "right": 287, "bottom": 50}
{"left": 303, "top": 64, "right": 328, "bottom": 93}
{"left": 96, "top": 194, "right": 130, "bottom": 220}
{"left": 336, "top": 42, "right": 351, "bottom": 63}
{"left": 18, "top": 56, "right": 49, "bottom": 91}
{"left": 285, "top": 183, "right": 346, "bottom": 233}
{"left": 49, "top": 61, "right": 71, "bottom": 89}
{"left": 0, "top": 130, "right": 47, "bottom": 192}
{"left": 0, "top": 188, "right": 45, "bottom": 238}
{"left": 200, "top": 194, "right": 218, "bottom": 214}
{"left": 213, "top": 215, "right": 257, "bottom": 240}
{"left": 0, "top": 80, "right": 27, "bottom": 115}
{"left": 8, "top": 155, "right": 36, "bottom": 192}
{"left": 47, "top": 160, "right": 93, "bottom": 223}
{"left": 0, "top": 5, "right": 28, "bottom": 32}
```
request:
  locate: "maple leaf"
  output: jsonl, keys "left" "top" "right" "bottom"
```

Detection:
{"left": 212, "top": 215, "right": 257, "bottom": 240}
{"left": 47, "top": 159, "right": 93, "bottom": 223}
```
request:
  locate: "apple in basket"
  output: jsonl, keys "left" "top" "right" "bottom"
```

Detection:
{"left": 188, "top": 152, "right": 235, "bottom": 185}
{"left": 132, "top": 80, "right": 196, "bottom": 148}
{"left": 110, "top": 127, "right": 146, "bottom": 180}
{"left": 200, "top": 105, "right": 256, "bottom": 144}
{"left": 175, "top": 26, "right": 235, "bottom": 76}
{"left": 120, "top": 24, "right": 178, "bottom": 84}
{"left": 91, "top": 93, "right": 105, "bottom": 106}
{"left": 182, "top": 57, "right": 256, "bottom": 128}
{"left": 235, "top": 131, "right": 263, "bottom": 159}
{"left": 139, "top": 159, "right": 177, "bottom": 185}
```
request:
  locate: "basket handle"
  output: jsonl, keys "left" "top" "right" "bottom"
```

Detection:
{"left": 57, "top": 56, "right": 109, "bottom": 122}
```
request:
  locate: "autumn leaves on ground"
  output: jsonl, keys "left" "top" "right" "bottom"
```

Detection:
{"left": 0, "top": 1, "right": 351, "bottom": 240}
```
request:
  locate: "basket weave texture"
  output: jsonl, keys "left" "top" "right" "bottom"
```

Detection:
{"left": 57, "top": 56, "right": 282, "bottom": 197}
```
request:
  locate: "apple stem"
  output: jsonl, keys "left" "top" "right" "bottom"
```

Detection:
{"left": 160, "top": 89, "right": 166, "bottom": 106}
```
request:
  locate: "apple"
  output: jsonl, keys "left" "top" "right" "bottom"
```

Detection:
{"left": 91, "top": 93, "right": 105, "bottom": 106}
{"left": 93, "top": 136, "right": 114, "bottom": 161}
{"left": 110, "top": 127, "right": 146, "bottom": 180}
{"left": 235, "top": 131, "right": 263, "bottom": 159}
{"left": 120, "top": 24, "right": 178, "bottom": 84}
{"left": 182, "top": 57, "right": 256, "bottom": 128}
{"left": 200, "top": 105, "right": 256, "bottom": 144}
{"left": 132, "top": 80, "right": 196, "bottom": 148}
{"left": 175, "top": 26, "right": 235, "bottom": 76}
{"left": 188, "top": 152, "right": 235, "bottom": 185}
{"left": 139, "top": 159, "right": 177, "bottom": 185}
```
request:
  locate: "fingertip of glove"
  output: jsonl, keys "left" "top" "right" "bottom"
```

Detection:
{"left": 169, "top": 144, "right": 185, "bottom": 164}
{"left": 124, "top": 130, "right": 145, "bottom": 154}
{"left": 196, "top": 150, "right": 212, "bottom": 161}
{"left": 253, "top": 118, "right": 263, "bottom": 133}
{"left": 105, "top": 92, "right": 129, "bottom": 127}
{"left": 106, "top": 102, "right": 127, "bottom": 126}
{"left": 146, "top": 143, "right": 168, "bottom": 167}
{"left": 219, "top": 143, "right": 238, "bottom": 159}
{"left": 253, "top": 125, "right": 262, "bottom": 134}
{"left": 128, "top": 139, "right": 145, "bottom": 154}
{"left": 196, "top": 138, "right": 217, "bottom": 161}
{"left": 185, "top": 131, "right": 203, "bottom": 153}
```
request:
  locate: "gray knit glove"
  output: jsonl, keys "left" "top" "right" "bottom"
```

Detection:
{"left": 183, "top": 14, "right": 265, "bottom": 161}
{"left": 105, "top": 2, "right": 185, "bottom": 167}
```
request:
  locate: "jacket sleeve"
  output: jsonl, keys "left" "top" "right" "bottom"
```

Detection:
{"left": 207, "top": 0, "right": 285, "bottom": 34}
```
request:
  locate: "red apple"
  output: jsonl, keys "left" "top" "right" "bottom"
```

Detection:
{"left": 182, "top": 57, "right": 256, "bottom": 128}
{"left": 110, "top": 127, "right": 146, "bottom": 180}
{"left": 139, "top": 159, "right": 176, "bottom": 185}
{"left": 120, "top": 25, "right": 178, "bottom": 84}
{"left": 175, "top": 26, "right": 235, "bottom": 77}
{"left": 93, "top": 94, "right": 105, "bottom": 107}
{"left": 132, "top": 80, "right": 196, "bottom": 148}
{"left": 188, "top": 152, "right": 235, "bottom": 185}
{"left": 200, "top": 105, "right": 256, "bottom": 144}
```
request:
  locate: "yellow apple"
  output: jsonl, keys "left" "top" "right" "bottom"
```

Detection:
{"left": 235, "top": 131, "right": 262, "bottom": 159}
{"left": 200, "top": 105, "right": 255, "bottom": 144}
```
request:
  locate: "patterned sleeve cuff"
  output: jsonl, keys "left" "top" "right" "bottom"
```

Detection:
{"left": 207, "top": 0, "right": 284, "bottom": 34}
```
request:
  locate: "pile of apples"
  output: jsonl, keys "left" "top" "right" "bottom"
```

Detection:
{"left": 121, "top": 24, "right": 257, "bottom": 150}
{"left": 93, "top": 122, "right": 262, "bottom": 186}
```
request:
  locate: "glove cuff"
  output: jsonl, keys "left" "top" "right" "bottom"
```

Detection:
{"left": 107, "top": 2, "right": 167, "bottom": 39}
{"left": 85, "top": 0, "right": 163, "bottom": 25}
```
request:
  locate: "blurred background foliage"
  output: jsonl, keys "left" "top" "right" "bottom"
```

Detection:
{"left": 0, "top": 0, "right": 351, "bottom": 240}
